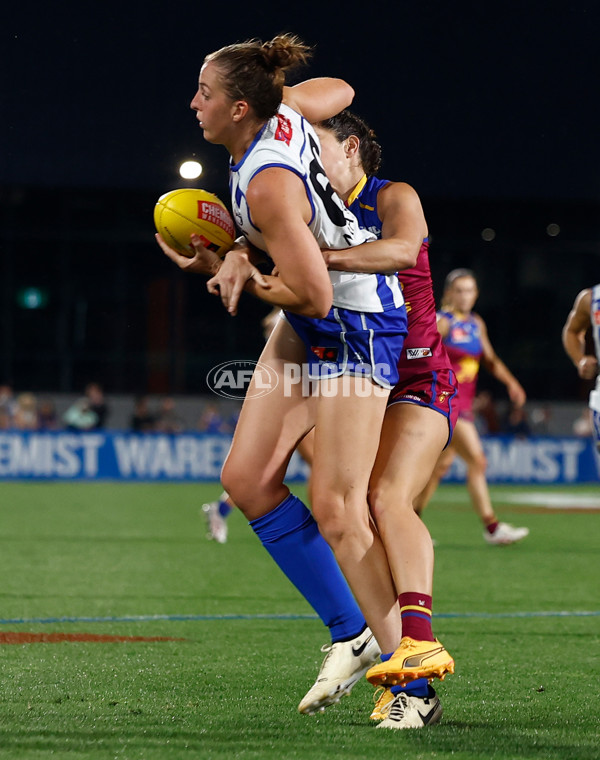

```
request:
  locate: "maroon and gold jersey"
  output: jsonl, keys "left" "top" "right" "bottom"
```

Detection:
{"left": 439, "top": 310, "right": 483, "bottom": 418}
{"left": 347, "top": 175, "right": 458, "bottom": 431}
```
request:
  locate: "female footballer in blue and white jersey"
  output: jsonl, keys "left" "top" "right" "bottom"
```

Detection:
{"left": 157, "top": 34, "right": 455, "bottom": 706}
{"left": 562, "top": 285, "right": 600, "bottom": 450}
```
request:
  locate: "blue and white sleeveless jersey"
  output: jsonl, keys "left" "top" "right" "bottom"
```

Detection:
{"left": 589, "top": 283, "right": 600, "bottom": 413}
{"left": 228, "top": 103, "right": 403, "bottom": 313}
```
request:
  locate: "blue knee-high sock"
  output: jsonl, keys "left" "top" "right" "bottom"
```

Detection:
{"left": 250, "top": 493, "right": 365, "bottom": 642}
{"left": 380, "top": 653, "right": 430, "bottom": 697}
{"left": 218, "top": 500, "right": 232, "bottom": 518}
{"left": 217, "top": 491, "right": 232, "bottom": 518}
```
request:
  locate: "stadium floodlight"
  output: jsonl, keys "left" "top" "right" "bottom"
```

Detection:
{"left": 179, "top": 160, "right": 203, "bottom": 179}
{"left": 16, "top": 287, "right": 49, "bottom": 309}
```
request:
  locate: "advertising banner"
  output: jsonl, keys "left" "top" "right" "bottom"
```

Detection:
{"left": 0, "top": 432, "right": 597, "bottom": 483}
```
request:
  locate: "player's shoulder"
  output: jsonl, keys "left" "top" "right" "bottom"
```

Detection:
{"left": 246, "top": 166, "right": 306, "bottom": 220}
{"left": 470, "top": 312, "right": 490, "bottom": 339}
{"left": 375, "top": 181, "right": 425, "bottom": 227}
{"left": 377, "top": 180, "right": 420, "bottom": 203}
{"left": 575, "top": 287, "right": 593, "bottom": 306}
{"left": 436, "top": 310, "right": 453, "bottom": 336}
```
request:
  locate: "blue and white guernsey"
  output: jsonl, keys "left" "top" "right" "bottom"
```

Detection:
{"left": 589, "top": 283, "right": 600, "bottom": 413}
{"left": 229, "top": 103, "right": 403, "bottom": 313}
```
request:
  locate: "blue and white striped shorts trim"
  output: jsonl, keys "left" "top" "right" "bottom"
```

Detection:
{"left": 285, "top": 305, "right": 407, "bottom": 389}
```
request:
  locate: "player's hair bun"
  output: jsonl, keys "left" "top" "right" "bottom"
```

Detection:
{"left": 205, "top": 34, "right": 312, "bottom": 120}
{"left": 260, "top": 34, "right": 312, "bottom": 72}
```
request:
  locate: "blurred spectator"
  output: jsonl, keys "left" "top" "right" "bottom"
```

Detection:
{"left": 197, "top": 402, "right": 227, "bottom": 433}
{"left": 0, "top": 384, "right": 16, "bottom": 423}
{"left": 64, "top": 382, "right": 108, "bottom": 431}
{"left": 0, "top": 407, "right": 11, "bottom": 430}
{"left": 130, "top": 395, "right": 156, "bottom": 432}
{"left": 472, "top": 390, "right": 501, "bottom": 434}
{"left": 85, "top": 382, "right": 109, "bottom": 429}
{"left": 13, "top": 392, "right": 39, "bottom": 430}
{"left": 154, "top": 396, "right": 185, "bottom": 433}
{"left": 63, "top": 397, "right": 99, "bottom": 431}
{"left": 504, "top": 403, "right": 531, "bottom": 438}
{"left": 573, "top": 407, "right": 593, "bottom": 438}
{"left": 530, "top": 404, "right": 552, "bottom": 435}
{"left": 37, "top": 397, "right": 59, "bottom": 430}
{"left": 223, "top": 404, "right": 241, "bottom": 434}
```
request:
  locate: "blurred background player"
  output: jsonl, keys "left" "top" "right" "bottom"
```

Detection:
{"left": 562, "top": 285, "right": 600, "bottom": 452}
{"left": 414, "top": 269, "right": 530, "bottom": 545}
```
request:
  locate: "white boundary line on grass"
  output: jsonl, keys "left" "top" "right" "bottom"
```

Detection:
{"left": 0, "top": 610, "right": 598, "bottom": 625}
{"left": 500, "top": 492, "right": 600, "bottom": 508}
{"left": 434, "top": 489, "right": 600, "bottom": 509}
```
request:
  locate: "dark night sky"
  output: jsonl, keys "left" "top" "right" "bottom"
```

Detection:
{"left": 3, "top": 1, "right": 599, "bottom": 203}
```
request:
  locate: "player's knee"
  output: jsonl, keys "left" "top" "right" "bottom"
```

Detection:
{"left": 368, "top": 484, "right": 390, "bottom": 523}
{"left": 221, "top": 459, "right": 287, "bottom": 517}
{"left": 312, "top": 492, "right": 365, "bottom": 548}
{"left": 220, "top": 460, "right": 256, "bottom": 513}
{"left": 469, "top": 452, "right": 488, "bottom": 474}
{"left": 220, "top": 459, "right": 238, "bottom": 498}
{"left": 369, "top": 484, "right": 411, "bottom": 524}
{"left": 314, "top": 514, "right": 345, "bottom": 548}
{"left": 432, "top": 459, "right": 451, "bottom": 480}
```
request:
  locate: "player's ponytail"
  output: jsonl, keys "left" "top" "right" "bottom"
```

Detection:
{"left": 206, "top": 34, "right": 312, "bottom": 120}
{"left": 260, "top": 34, "right": 312, "bottom": 73}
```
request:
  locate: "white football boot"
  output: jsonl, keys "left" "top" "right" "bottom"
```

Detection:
{"left": 201, "top": 502, "right": 228, "bottom": 544}
{"left": 377, "top": 687, "right": 443, "bottom": 730}
{"left": 298, "top": 627, "right": 381, "bottom": 715}
{"left": 484, "top": 522, "right": 529, "bottom": 545}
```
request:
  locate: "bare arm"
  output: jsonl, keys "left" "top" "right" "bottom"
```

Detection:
{"left": 155, "top": 233, "right": 266, "bottom": 278}
{"left": 562, "top": 288, "right": 597, "bottom": 379}
{"left": 282, "top": 78, "right": 354, "bottom": 122}
{"left": 436, "top": 313, "right": 451, "bottom": 339}
{"left": 208, "top": 168, "right": 332, "bottom": 318}
{"left": 325, "top": 183, "right": 425, "bottom": 273}
{"left": 477, "top": 314, "right": 527, "bottom": 407}
{"left": 155, "top": 233, "right": 274, "bottom": 318}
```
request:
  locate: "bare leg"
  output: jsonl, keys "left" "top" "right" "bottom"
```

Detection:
{"left": 449, "top": 419, "right": 496, "bottom": 525}
{"left": 310, "top": 375, "right": 401, "bottom": 654}
{"left": 296, "top": 427, "right": 315, "bottom": 504}
{"left": 369, "top": 404, "right": 449, "bottom": 597}
{"left": 363, "top": 403, "right": 456, "bottom": 686}
{"left": 297, "top": 428, "right": 315, "bottom": 466}
{"left": 413, "top": 439, "right": 456, "bottom": 516}
{"left": 221, "top": 318, "right": 316, "bottom": 517}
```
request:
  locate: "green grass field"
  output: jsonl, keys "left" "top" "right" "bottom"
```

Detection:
{"left": 0, "top": 481, "right": 598, "bottom": 759}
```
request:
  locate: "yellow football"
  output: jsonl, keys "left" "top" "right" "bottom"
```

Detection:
{"left": 154, "top": 188, "right": 235, "bottom": 257}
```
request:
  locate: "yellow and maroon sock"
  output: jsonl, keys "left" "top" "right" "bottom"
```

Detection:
{"left": 398, "top": 592, "right": 435, "bottom": 642}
